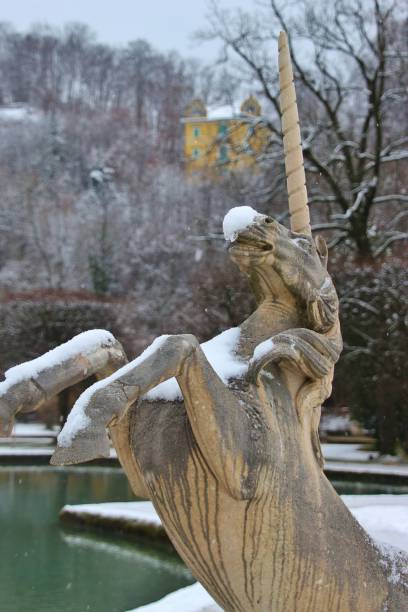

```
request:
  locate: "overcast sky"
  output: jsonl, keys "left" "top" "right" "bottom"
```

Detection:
{"left": 1, "top": 0, "right": 250, "bottom": 60}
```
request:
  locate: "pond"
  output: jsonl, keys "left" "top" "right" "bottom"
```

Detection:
{"left": 0, "top": 466, "right": 407, "bottom": 612}
{"left": 0, "top": 467, "right": 193, "bottom": 612}
{"left": 331, "top": 479, "right": 408, "bottom": 495}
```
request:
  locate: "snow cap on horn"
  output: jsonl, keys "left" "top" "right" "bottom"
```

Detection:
{"left": 278, "top": 31, "right": 311, "bottom": 235}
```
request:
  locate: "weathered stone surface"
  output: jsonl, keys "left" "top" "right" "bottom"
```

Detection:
{"left": 105, "top": 217, "right": 406, "bottom": 612}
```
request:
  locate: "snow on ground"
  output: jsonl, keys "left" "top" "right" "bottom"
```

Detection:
{"left": 62, "top": 496, "right": 408, "bottom": 611}
{"left": 11, "top": 423, "right": 57, "bottom": 437}
{"left": 322, "top": 443, "right": 379, "bottom": 462}
{"left": 322, "top": 444, "right": 408, "bottom": 476}
{"left": 129, "top": 582, "right": 221, "bottom": 612}
{"left": 0, "top": 446, "right": 54, "bottom": 456}
{"left": 63, "top": 501, "right": 162, "bottom": 527}
{"left": 0, "top": 445, "right": 117, "bottom": 458}
{"left": 320, "top": 414, "right": 352, "bottom": 432}
{"left": 344, "top": 495, "right": 408, "bottom": 551}
{"left": 324, "top": 461, "right": 408, "bottom": 478}
{"left": 0, "top": 423, "right": 57, "bottom": 456}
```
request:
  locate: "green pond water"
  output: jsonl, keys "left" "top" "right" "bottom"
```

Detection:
{"left": 0, "top": 467, "right": 193, "bottom": 612}
{"left": 331, "top": 479, "right": 408, "bottom": 495}
{"left": 0, "top": 466, "right": 407, "bottom": 612}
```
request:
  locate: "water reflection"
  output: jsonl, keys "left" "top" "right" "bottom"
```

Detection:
{"left": 331, "top": 479, "right": 408, "bottom": 495}
{"left": 0, "top": 467, "right": 193, "bottom": 612}
{"left": 62, "top": 531, "right": 191, "bottom": 575}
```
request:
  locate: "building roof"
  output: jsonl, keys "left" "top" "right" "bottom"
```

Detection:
{"left": 181, "top": 97, "right": 262, "bottom": 124}
{"left": 206, "top": 103, "right": 242, "bottom": 121}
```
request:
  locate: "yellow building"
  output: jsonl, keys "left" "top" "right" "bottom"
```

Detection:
{"left": 181, "top": 96, "right": 269, "bottom": 175}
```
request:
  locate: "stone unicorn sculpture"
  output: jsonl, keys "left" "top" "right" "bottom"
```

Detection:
{"left": 0, "top": 32, "right": 407, "bottom": 612}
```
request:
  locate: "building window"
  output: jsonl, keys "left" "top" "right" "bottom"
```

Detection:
{"left": 219, "top": 144, "right": 229, "bottom": 161}
{"left": 192, "top": 148, "right": 200, "bottom": 159}
{"left": 218, "top": 123, "right": 228, "bottom": 136}
{"left": 193, "top": 126, "right": 201, "bottom": 138}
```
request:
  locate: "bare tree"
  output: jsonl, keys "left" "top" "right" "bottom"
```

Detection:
{"left": 200, "top": 0, "right": 408, "bottom": 258}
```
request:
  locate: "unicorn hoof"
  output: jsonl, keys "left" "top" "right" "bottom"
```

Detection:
{"left": 50, "top": 431, "right": 111, "bottom": 466}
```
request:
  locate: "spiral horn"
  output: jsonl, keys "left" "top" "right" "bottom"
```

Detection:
{"left": 278, "top": 31, "right": 311, "bottom": 235}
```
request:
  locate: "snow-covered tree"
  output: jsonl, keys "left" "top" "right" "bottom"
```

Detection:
{"left": 201, "top": 0, "right": 408, "bottom": 258}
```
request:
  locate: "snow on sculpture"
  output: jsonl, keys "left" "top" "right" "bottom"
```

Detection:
{"left": 1, "top": 31, "right": 408, "bottom": 612}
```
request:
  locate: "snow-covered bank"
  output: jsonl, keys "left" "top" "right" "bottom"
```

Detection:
{"left": 0, "top": 422, "right": 58, "bottom": 451}
{"left": 129, "top": 582, "right": 221, "bottom": 612}
{"left": 0, "top": 445, "right": 53, "bottom": 456}
{"left": 63, "top": 501, "right": 161, "bottom": 526}
{"left": 322, "top": 443, "right": 378, "bottom": 462}
{"left": 0, "top": 446, "right": 118, "bottom": 464}
{"left": 11, "top": 423, "right": 58, "bottom": 437}
{"left": 322, "top": 442, "right": 408, "bottom": 479}
{"left": 60, "top": 501, "right": 166, "bottom": 541}
{"left": 325, "top": 461, "right": 408, "bottom": 478}
{"left": 343, "top": 495, "right": 408, "bottom": 551}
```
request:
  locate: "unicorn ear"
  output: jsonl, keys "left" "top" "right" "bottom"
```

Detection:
{"left": 315, "top": 235, "right": 328, "bottom": 268}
